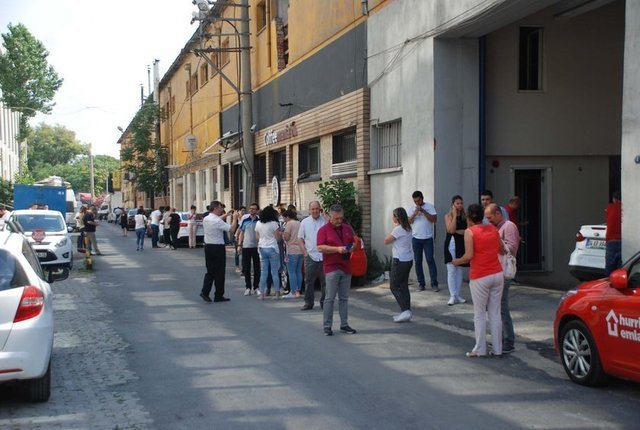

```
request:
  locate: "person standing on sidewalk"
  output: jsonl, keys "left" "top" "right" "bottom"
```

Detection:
{"left": 149, "top": 207, "right": 162, "bottom": 248}
{"left": 76, "top": 206, "right": 87, "bottom": 251}
{"left": 120, "top": 207, "right": 129, "bottom": 236}
{"left": 168, "top": 208, "right": 181, "bottom": 250}
{"left": 83, "top": 206, "right": 102, "bottom": 255}
{"left": 298, "top": 201, "right": 327, "bottom": 311}
{"left": 162, "top": 206, "right": 172, "bottom": 248}
{"left": 188, "top": 205, "right": 198, "bottom": 249}
{"left": 255, "top": 206, "right": 282, "bottom": 300}
{"left": 283, "top": 209, "right": 303, "bottom": 298}
{"left": 384, "top": 207, "right": 414, "bottom": 323}
{"left": 238, "top": 203, "right": 260, "bottom": 295}
{"left": 200, "top": 201, "right": 239, "bottom": 303}
{"left": 444, "top": 195, "right": 468, "bottom": 306}
{"left": 605, "top": 191, "right": 622, "bottom": 276}
{"left": 453, "top": 204, "right": 504, "bottom": 358}
{"left": 485, "top": 203, "right": 519, "bottom": 354}
{"left": 407, "top": 190, "right": 439, "bottom": 292}
{"left": 134, "top": 208, "right": 147, "bottom": 251}
{"left": 317, "top": 204, "right": 357, "bottom": 336}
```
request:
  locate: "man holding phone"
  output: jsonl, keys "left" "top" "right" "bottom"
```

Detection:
{"left": 317, "top": 204, "right": 357, "bottom": 336}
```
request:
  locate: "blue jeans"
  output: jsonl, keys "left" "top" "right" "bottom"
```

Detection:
{"left": 151, "top": 224, "right": 159, "bottom": 247}
{"left": 605, "top": 240, "right": 622, "bottom": 277}
{"left": 501, "top": 279, "right": 514, "bottom": 348}
{"left": 287, "top": 254, "right": 304, "bottom": 293}
{"left": 412, "top": 237, "right": 438, "bottom": 288}
{"left": 136, "top": 228, "right": 146, "bottom": 249}
{"left": 259, "top": 247, "right": 281, "bottom": 293}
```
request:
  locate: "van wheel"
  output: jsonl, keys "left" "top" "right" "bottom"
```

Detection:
{"left": 23, "top": 361, "right": 51, "bottom": 402}
{"left": 560, "top": 320, "right": 606, "bottom": 386}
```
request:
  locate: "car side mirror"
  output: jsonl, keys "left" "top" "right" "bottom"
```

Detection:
{"left": 609, "top": 268, "right": 628, "bottom": 290}
{"left": 67, "top": 226, "right": 74, "bottom": 233}
{"left": 47, "top": 267, "right": 70, "bottom": 283}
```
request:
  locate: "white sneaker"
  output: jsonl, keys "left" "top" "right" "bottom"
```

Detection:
{"left": 447, "top": 297, "right": 456, "bottom": 306}
{"left": 456, "top": 296, "right": 466, "bottom": 304}
{"left": 282, "top": 292, "right": 294, "bottom": 299}
{"left": 394, "top": 310, "right": 412, "bottom": 323}
{"left": 244, "top": 289, "right": 251, "bottom": 296}
{"left": 255, "top": 290, "right": 262, "bottom": 296}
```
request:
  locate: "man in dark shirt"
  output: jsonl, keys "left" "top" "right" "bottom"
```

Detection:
{"left": 168, "top": 208, "right": 181, "bottom": 250}
{"left": 83, "top": 207, "right": 102, "bottom": 255}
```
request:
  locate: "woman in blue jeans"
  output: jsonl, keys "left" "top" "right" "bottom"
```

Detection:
{"left": 283, "top": 210, "right": 303, "bottom": 297}
{"left": 255, "top": 206, "right": 282, "bottom": 299}
{"left": 134, "top": 208, "right": 147, "bottom": 251}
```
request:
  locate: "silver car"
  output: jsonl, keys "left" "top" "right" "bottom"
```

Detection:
{"left": 0, "top": 228, "right": 68, "bottom": 401}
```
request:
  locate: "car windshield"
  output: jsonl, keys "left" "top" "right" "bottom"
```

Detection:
{"left": 12, "top": 214, "right": 65, "bottom": 232}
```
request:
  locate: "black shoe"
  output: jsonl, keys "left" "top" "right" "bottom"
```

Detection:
{"left": 152, "top": 246, "right": 160, "bottom": 248}
{"left": 324, "top": 328, "right": 333, "bottom": 336}
{"left": 503, "top": 345, "right": 515, "bottom": 354}
{"left": 431, "top": 286, "right": 440, "bottom": 292}
{"left": 199, "top": 293, "right": 212, "bottom": 303}
{"left": 213, "top": 297, "right": 231, "bottom": 302}
{"left": 417, "top": 285, "right": 426, "bottom": 292}
{"left": 340, "top": 325, "right": 357, "bottom": 334}
{"left": 301, "top": 304, "right": 313, "bottom": 311}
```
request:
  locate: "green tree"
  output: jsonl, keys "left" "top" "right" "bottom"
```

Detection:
{"left": 30, "top": 154, "right": 119, "bottom": 196}
{"left": 315, "top": 179, "right": 362, "bottom": 234}
{"left": 0, "top": 23, "right": 63, "bottom": 140}
{"left": 27, "top": 123, "right": 89, "bottom": 171}
{"left": 121, "top": 101, "right": 166, "bottom": 197}
{"left": 0, "top": 178, "right": 13, "bottom": 207}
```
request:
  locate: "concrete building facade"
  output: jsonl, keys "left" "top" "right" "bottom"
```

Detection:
{"left": 368, "top": 0, "right": 634, "bottom": 287}
{"left": 0, "top": 94, "right": 21, "bottom": 182}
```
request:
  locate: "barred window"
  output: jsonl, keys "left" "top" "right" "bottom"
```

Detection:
{"left": 374, "top": 120, "right": 401, "bottom": 169}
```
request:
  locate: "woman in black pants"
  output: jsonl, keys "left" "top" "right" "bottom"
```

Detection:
{"left": 384, "top": 207, "right": 414, "bottom": 323}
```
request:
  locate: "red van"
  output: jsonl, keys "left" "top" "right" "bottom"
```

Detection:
{"left": 554, "top": 252, "right": 640, "bottom": 386}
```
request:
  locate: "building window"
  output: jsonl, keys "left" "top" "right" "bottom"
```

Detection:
{"left": 223, "top": 164, "right": 230, "bottom": 190}
{"left": 185, "top": 80, "right": 190, "bottom": 99}
{"left": 200, "top": 63, "right": 208, "bottom": 86}
{"left": 190, "top": 72, "right": 199, "bottom": 94}
{"left": 373, "top": 120, "right": 401, "bottom": 169}
{"left": 272, "top": 150, "right": 286, "bottom": 180}
{"left": 298, "top": 140, "right": 320, "bottom": 178}
{"left": 221, "top": 38, "right": 230, "bottom": 67}
{"left": 519, "top": 27, "right": 543, "bottom": 91}
{"left": 210, "top": 53, "right": 219, "bottom": 77}
{"left": 170, "top": 96, "right": 175, "bottom": 114}
{"left": 256, "top": 1, "right": 267, "bottom": 32}
{"left": 332, "top": 131, "right": 356, "bottom": 164}
{"left": 255, "top": 154, "right": 267, "bottom": 185}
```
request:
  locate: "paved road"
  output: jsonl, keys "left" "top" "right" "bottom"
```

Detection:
{"left": 1, "top": 223, "right": 639, "bottom": 429}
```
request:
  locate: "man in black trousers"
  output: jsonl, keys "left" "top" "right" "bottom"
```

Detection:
{"left": 200, "top": 201, "right": 239, "bottom": 303}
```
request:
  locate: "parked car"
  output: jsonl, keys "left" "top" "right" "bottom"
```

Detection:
{"left": 9, "top": 209, "right": 73, "bottom": 270}
{"left": 126, "top": 208, "right": 152, "bottom": 231}
{"left": 0, "top": 228, "right": 69, "bottom": 401}
{"left": 159, "top": 212, "right": 204, "bottom": 246}
{"left": 568, "top": 224, "right": 606, "bottom": 281}
{"left": 554, "top": 251, "right": 640, "bottom": 386}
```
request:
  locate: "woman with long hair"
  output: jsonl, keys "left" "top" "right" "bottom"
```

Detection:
{"left": 188, "top": 205, "right": 198, "bottom": 249}
{"left": 453, "top": 204, "right": 504, "bottom": 357}
{"left": 120, "top": 207, "right": 129, "bottom": 236}
{"left": 444, "top": 195, "right": 468, "bottom": 305}
{"left": 255, "top": 205, "right": 282, "bottom": 299}
{"left": 384, "top": 207, "right": 414, "bottom": 322}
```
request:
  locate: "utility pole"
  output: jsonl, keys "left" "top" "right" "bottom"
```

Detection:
{"left": 89, "top": 146, "right": 95, "bottom": 202}
{"left": 240, "top": 0, "right": 254, "bottom": 206}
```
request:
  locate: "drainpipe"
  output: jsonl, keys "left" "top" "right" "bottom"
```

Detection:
{"left": 479, "top": 36, "right": 487, "bottom": 197}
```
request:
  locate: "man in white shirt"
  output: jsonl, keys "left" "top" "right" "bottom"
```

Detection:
{"left": 298, "top": 201, "right": 327, "bottom": 311}
{"left": 149, "top": 207, "right": 163, "bottom": 248}
{"left": 200, "top": 201, "right": 239, "bottom": 303}
{"left": 407, "top": 190, "right": 439, "bottom": 292}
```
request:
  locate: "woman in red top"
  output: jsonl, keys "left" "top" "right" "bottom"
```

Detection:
{"left": 453, "top": 203, "right": 504, "bottom": 357}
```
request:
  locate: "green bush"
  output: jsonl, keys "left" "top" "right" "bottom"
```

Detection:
{"left": 315, "top": 179, "right": 362, "bottom": 234}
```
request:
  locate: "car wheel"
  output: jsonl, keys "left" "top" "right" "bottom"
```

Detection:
{"left": 560, "top": 320, "right": 606, "bottom": 386}
{"left": 23, "top": 361, "right": 51, "bottom": 402}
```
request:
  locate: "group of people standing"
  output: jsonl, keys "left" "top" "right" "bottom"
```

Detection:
{"left": 383, "top": 190, "right": 521, "bottom": 357}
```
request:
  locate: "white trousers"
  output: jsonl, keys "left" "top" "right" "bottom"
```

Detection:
{"left": 469, "top": 272, "right": 504, "bottom": 355}
{"left": 446, "top": 239, "right": 463, "bottom": 298}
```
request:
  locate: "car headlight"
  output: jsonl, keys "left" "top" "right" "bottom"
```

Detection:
{"left": 55, "top": 238, "right": 68, "bottom": 248}
{"left": 559, "top": 289, "right": 577, "bottom": 304}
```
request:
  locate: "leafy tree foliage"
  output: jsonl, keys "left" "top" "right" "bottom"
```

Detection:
{"left": 0, "top": 23, "right": 63, "bottom": 140}
{"left": 27, "top": 123, "right": 89, "bottom": 172}
{"left": 0, "top": 178, "right": 12, "bottom": 207}
{"left": 315, "top": 179, "right": 362, "bottom": 234}
{"left": 31, "top": 154, "right": 119, "bottom": 196}
{"left": 121, "top": 101, "right": 166, "bottom": 196}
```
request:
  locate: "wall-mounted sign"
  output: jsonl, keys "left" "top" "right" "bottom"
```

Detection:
{"left": 264, "top": 121, "right": 298, "bottom": 146}
{"left": 185, "top": 134, "right": 197, "bottom": 152}
{"left": 271, "top": 176, "right": 280, "bottom": 206}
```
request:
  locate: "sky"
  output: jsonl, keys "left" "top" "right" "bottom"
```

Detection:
{"left": 0, "top": 0, "right": 200, "bottom": 158}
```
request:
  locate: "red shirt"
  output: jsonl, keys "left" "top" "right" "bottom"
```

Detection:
{"left": 606, "top": 201, "right": 622, "bottom": 241}
{"left": 317, "top": 222, "right": 355, "bottom": 274}
{"left": 469, "top": 224, "right": 503, "bottom": 280}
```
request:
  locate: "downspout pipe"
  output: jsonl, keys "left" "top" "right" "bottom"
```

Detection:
{"left": 479, "top": 35, "right": 487, "bottom": 197}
